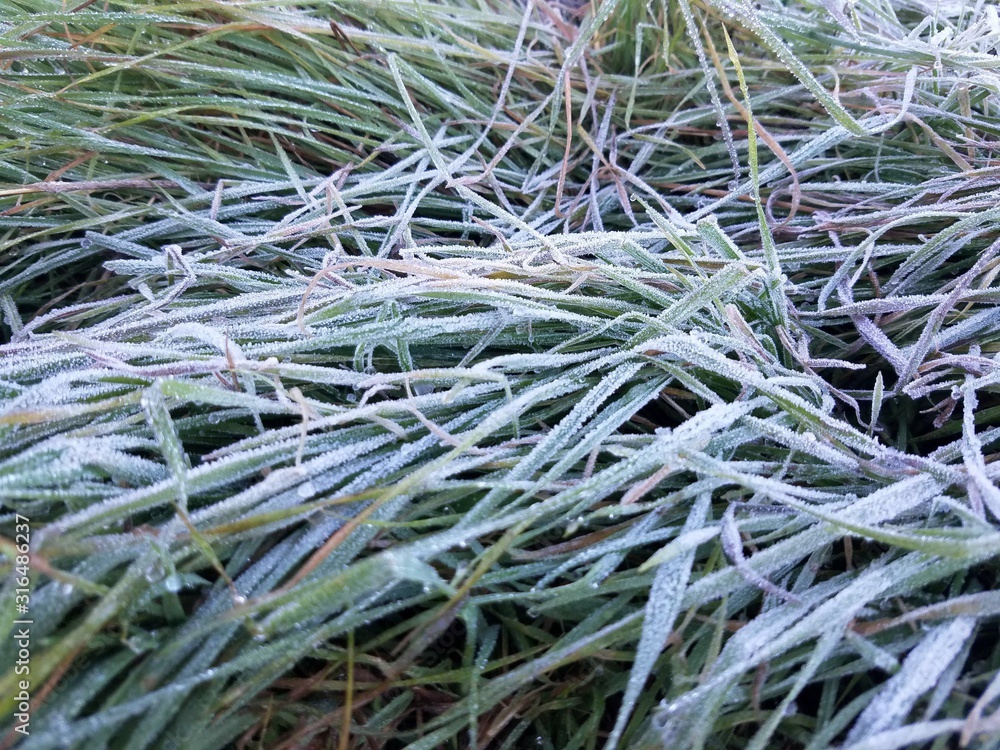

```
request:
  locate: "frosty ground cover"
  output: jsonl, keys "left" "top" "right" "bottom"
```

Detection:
{"left": 2, "top": 0, "right": 1000, "bottom": 748}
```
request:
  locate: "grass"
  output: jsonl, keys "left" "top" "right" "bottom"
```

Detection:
{"left": 1, "top": 0, "right": 1000, "bottom": 747}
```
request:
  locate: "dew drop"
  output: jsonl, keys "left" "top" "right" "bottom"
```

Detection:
{"left": 297, "top": 481, "right": 317, "bottom": 499}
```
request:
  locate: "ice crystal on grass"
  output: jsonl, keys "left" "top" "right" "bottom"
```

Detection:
{"left": 1, "top": 0, "right": 1000, "bottom": 748}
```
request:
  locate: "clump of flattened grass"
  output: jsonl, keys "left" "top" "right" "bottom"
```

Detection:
{"left": 2, "top": 0, "right": 1000, "bottom": 748}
